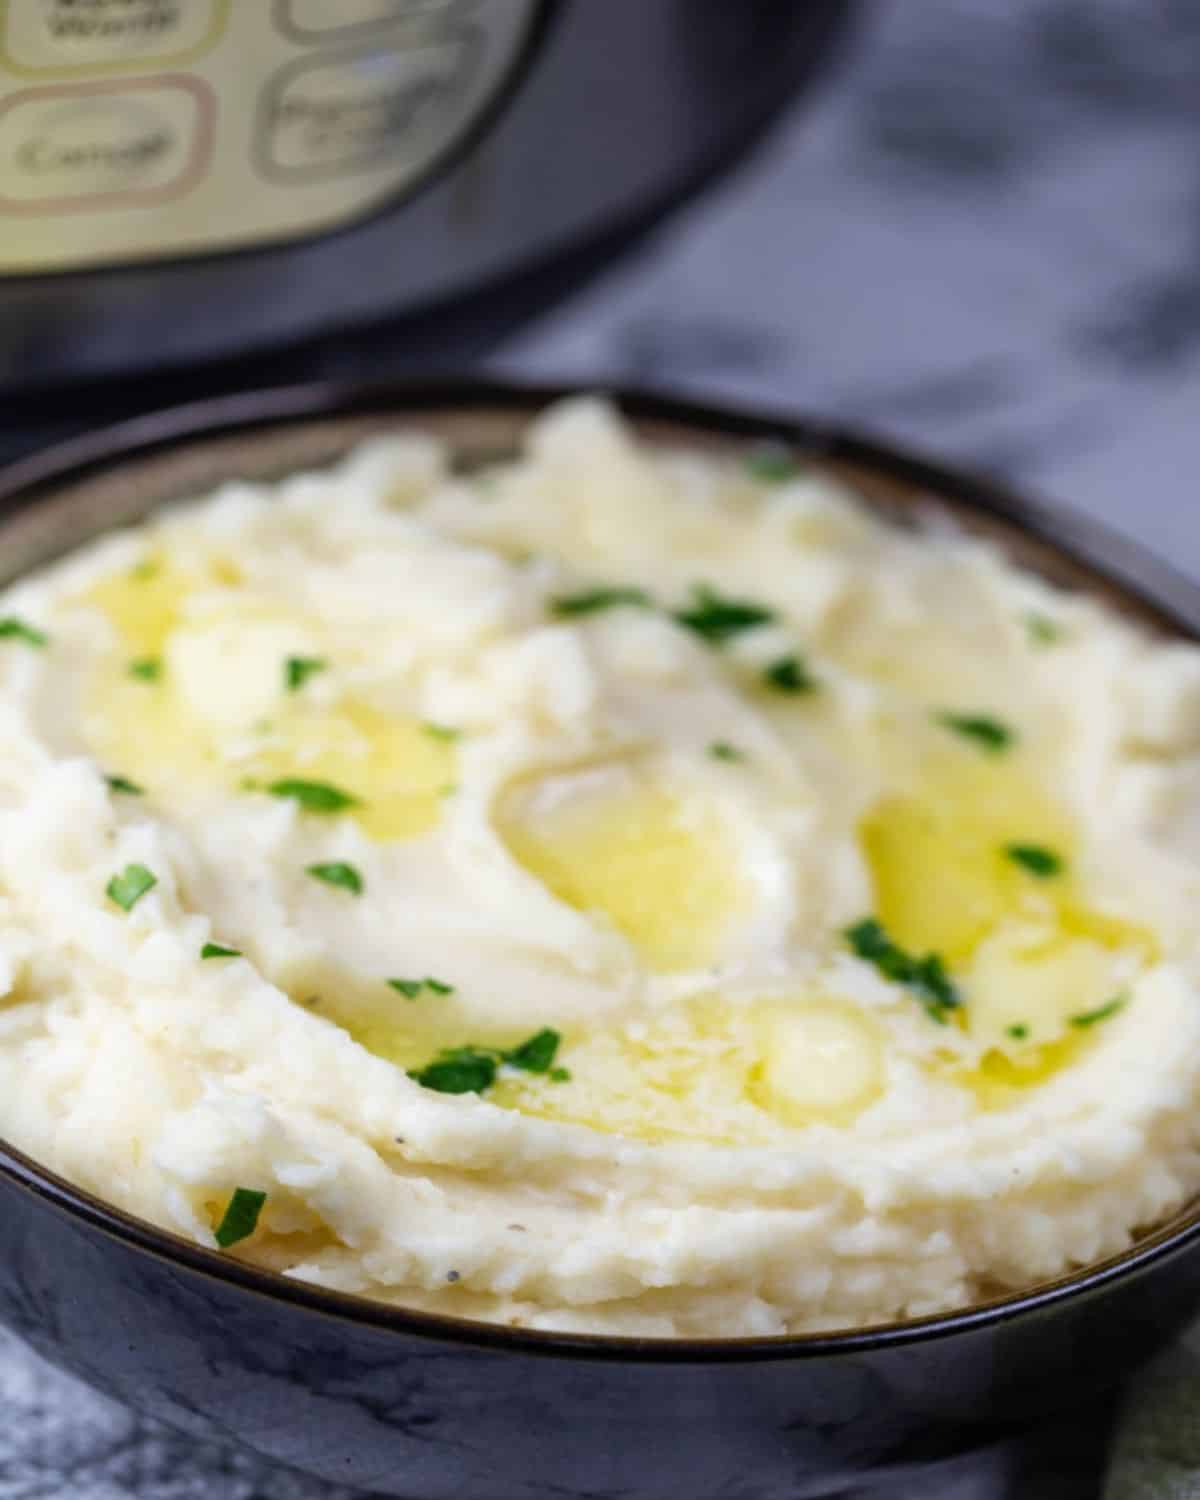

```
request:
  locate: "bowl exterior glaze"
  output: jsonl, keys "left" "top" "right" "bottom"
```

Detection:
{"left": 6, "top": 1158, "right": 1200, "bottom": 1498}
{"left": 2, "top": 381, "right": 1200, "bottom": 1497}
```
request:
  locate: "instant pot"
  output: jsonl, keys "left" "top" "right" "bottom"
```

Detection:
{"left": 0, "top": 0, "right": 851, "bottom": 458}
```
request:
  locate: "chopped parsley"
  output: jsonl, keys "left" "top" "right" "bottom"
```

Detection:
{"left": 744, "top": 447, "right": 803, "bottom": 484}
{"left": 673, "top": 584, "right": 775, "bottom": 646}
{"left": 306, "top": 861, "right": 363, "bottom": 895}
{"left": 709, "top": 741, "right": 744, "bottom": 762}
{"left": 284, "top": 656, "right": 327, "bottom": 692}
{"left": 934, "top": 711, "right": 1015, "bottom": 754}
{"left": 1025, "top": 612, "right": 1061, "bottom": 646}
{"left": 763, "top": 654, "right": 817, "bottom": 695}
{"left": 1069, "top": 995, "right": 1126, "bottom": 1029}
{"left": 201, "top": 942, "right": 242, "bottom": 960}
{"left": 549, "top": 1066, "right": 571, "bottom": 1083}
{"left": 106, "top": 863, "right": 157, "bottom": 912}
{"left": 409, "top": 1028, "right": 564, "bottom": 1095}
{"left": 129, "top": 558, "right": 159, "bottom": 582}
{"left": 551, "top": 585, "right": 653, "bottom": 617}
{"left": 105, "top": 774, "right": 144, "bottom": 796}
{"left": 844, "top": 917, "right": 961, "bottom": 1023}
{"left": 388, "top": 976, "right": 455, "bottom": 999}
{"left": 503, "top": 1027, "right": 562, "bottom": 1074}
{"left": 1005, "top": 843, "right": 1065, "bottom": 878}
{"left": 0, "top": 617, "right": 47, "bottom": 648}
{"left": 128, "top": 657, "right": 162, "bottom": 682}
{"left": 214, "top": 1187, "right": 267, "bottom": 1249}
{"left": 422, "top": 721, "right": 461, "bottom": 743}
{"left": 267, "top": 778, "right": 357, "bottom": 814}
{"left": 1005, "top": 1023, "right": 1030, "bottom": 1041}
{"left": 410, "top": 1046, "right": 499, "bottom": 1095}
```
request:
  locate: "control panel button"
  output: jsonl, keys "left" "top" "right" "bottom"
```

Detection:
{"left": 258, "top": 33, "right": 480, "bottom": 181}
{"left": 0, "top": 76, "right": 213, "bottom": 209}
{"left": 276, "top": 1, "right": 464, "bottom": 44}
{"left": 0, "top": 0, "right": 537, "bottom": 271}
{"left": 1, "top": 0, "right": 227, "bottom": 74}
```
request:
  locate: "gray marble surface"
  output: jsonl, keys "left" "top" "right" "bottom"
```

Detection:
{"left": 4, "top": 1, "right": 1199, "bottom": 1496}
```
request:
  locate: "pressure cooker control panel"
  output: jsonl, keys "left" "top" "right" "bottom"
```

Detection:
{"left": 0, "top": 0, "right": 539, "bottom": 275}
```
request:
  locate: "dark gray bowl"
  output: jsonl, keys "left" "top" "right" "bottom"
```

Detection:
{"left": 1, "top": 381, "right": 1197, "bottom": 1499}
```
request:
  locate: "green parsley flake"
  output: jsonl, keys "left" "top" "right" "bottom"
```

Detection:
{"left": 674, "top": 584, "right": 775, "bottom": 646}
{"left": 709, "top": 741, "right": 744, "bottom": 762}
{"left": 306, "top": 861, "right": 363, "bottom": 895}
{"left": 1025, "top": 612, "right": 1061, "bottom": 646}
{"left": 105, "top": 774, "right": 144, "bottom": 796}
{"left": 409, "top": 1028, "right": 564, "bottom": 1095}
{"left": 1069, "top": 995, "right": 1126, "bottom": 1029}
{"left": 0, "top": 617, "right": 48, "bottom": 648}
{"left": 285, "top": 656, "right": 327, "bottom": 692}
{"left": 214, "top": 1187, "right": 267, "bottom": 1249}
{"left": 410, "top": 1047, "right": 498, "bottom": 1095}
{"left": 388, "top": 976, "right": 455, "bottom": 999}
{"left": 1006, "top": 1023, "right": 1030, "bottom": 1041}
{"left": 503, "top": 1027, "right": 562, "bottom": 1074}
{"left": 268, "top": 778, "right": 357, "bottom": 814}
{"left": 763, "top": 654, "right": 817, "bottom": 695}
{"left": 422, "top": 722, "right": 461, "bottom": 742}
{"left": 1005, "top": 843, "right": 1065, "bottom": 878}
{"left": 744, "top": 447, "right": 802, "bottom": 484}
{"left": 106, "top": 863, "right": 157, "bottom": 912}
{"left": 934, "top": 711, "right": 1015, "bottom": 754}
{"left": 128, "top": 657, "right": 162, "bottom": 682}
{"left": 130, "top": 559, "right": 159, "bottom": 582}
{"left": 551, "top": 585, "right": 653, "bottom": 617}
{"left": 844, "top": 917, "right": 961, "bottom": 1023}
{"left": 201, "top": 942, "right": 242, "bottom": 960}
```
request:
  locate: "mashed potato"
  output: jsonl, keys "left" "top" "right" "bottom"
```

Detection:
{"left": 1, "top": 398, "right": 1199, "bottom": 1336}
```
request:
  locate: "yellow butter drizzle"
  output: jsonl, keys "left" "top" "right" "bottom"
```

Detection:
{"left": 498, "top": 768, "right": 746, "bottom": 972}
{"left": 83, "top": 551, "right": 200, "bottom": 656}
{"left": 77, "top": 555, "right": 454, "bottom": 840}
{"left": 336, "top": 987, "right": 884, "bottom": 1145}
{"left": 860, "top": 748, "right": 1153, "bottom": 1104}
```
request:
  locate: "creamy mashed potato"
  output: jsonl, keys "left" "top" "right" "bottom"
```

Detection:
{"left": 1, "top": 398, "right": 1200, "bottom": 1337}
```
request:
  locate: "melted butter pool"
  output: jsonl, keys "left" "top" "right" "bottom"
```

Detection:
{"left": 337, "top": 988, "right": 885, "bottom": 1145}
{"left": 861, "top": 747, "right": 1153, "bottom": 1103}
{"left": 77, "top": 557, "right": 454, "bottom": 839}
{"left": 498, "top": 765, "right": 747, "bottom": 972}
{"left": 82, "top": 550, "right": 199, "bottom": 656}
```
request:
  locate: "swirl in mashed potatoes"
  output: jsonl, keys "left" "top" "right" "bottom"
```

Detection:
{"left": 1, "top": 399, "right": 1199, "bottom": 1336}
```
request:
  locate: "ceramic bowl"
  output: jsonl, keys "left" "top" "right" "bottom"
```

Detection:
{"left": 2, "top": 381, "right": 1199, "bottom": 1499}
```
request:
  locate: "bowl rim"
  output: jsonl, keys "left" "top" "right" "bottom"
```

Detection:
{"left": 3, "top": 373, "right": 1200, "bottom": 1364}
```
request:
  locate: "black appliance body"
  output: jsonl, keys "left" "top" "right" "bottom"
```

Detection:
{"left": 0, "top": 0, "right": 852, "bottom": 461}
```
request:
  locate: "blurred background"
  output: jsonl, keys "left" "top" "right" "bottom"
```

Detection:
{"left": 5, "top": 0, "right": 1198, "bottom": 572}
{"left": 2, "top": 1, "right": 1199, "bottom": 1497}
{"left": 494, "top": 0, "right": 1200, "bottom": 567}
